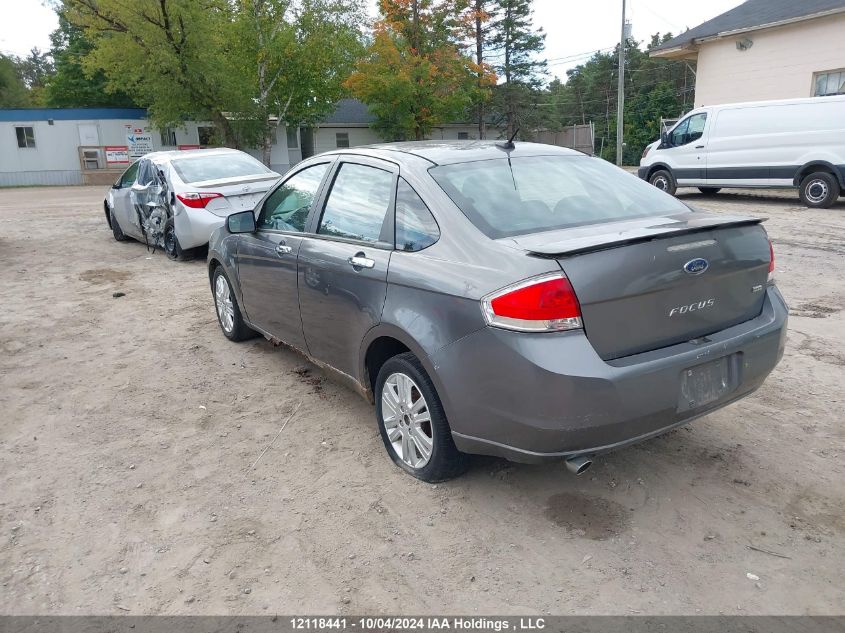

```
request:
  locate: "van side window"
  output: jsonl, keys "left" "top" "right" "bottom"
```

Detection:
{"left": 670, "top": 113, "right": 707, "bottom": 146}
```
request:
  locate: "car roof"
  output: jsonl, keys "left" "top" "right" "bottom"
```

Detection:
{"left": 322, "top": 140, "right": 586, "bottom": 167}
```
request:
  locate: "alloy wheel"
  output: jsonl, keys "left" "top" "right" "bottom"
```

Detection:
{"left": 214, "top": 275, "right": 235, "bottom": 333}
{"left": 381, "top": 372, "right": 434, "bottom": 469}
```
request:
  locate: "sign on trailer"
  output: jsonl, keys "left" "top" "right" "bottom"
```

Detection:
{"left": 126, "top": 132, "right": 154, "bottom": 158}
{"left": 105, "top": 146, "right": 130, "bottom": 165}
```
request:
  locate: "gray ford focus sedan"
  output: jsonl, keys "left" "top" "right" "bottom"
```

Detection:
{"left": 208, "top": 141, "right": 787, "bottom": 481}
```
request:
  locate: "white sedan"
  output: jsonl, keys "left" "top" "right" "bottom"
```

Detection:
{"left": 104, "top": 148, "right": 280, "bottom": 259}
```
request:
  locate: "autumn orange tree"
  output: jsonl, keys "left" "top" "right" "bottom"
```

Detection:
{"left": 346, "top": 0, "right": 495, "bottom": 141}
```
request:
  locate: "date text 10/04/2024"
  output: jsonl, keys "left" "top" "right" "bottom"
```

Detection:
{"left": 290, "top": 617, "right": 547, "bottom": 631}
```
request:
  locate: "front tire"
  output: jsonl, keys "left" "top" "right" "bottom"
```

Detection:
{"left": 799, "top": 172, "right": 839, "bottom": 209}
{"left": 212, "top": 266, "right": 254, "bottom": 342}
{"left": 375, "top": 352, "right": 468, "bottom": 482}
{"left": 698, "top": 187, "right": 721, "bottom": 195}
{"left": 109, "top": 206, "right": 128, "bottom": 242}
{"left": 649, "top": 169, "right": 677, "bottom": 196}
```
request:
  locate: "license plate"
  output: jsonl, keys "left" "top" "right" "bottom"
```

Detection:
{"left": 678, "top": 356, "right": 737, "bottom": 412}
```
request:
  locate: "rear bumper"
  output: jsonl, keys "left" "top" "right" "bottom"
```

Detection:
{"left": 173, "top": 206, "right": 226, "bottom": 250}
{"left": 432, "top": 287, "right": 788, "bottom": 463}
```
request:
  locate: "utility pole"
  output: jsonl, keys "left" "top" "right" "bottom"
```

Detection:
{"left": 616, "top": 0, "right": 626, "bottom": 166}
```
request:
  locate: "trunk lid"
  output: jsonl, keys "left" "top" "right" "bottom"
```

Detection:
{"left": 505, "top": 212, "right": 771, "bottom": 360}
{"left": 195, "top": 175, "right": 280, "bottom": 215}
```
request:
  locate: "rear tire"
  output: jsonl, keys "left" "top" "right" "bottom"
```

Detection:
{"left": 109, "top": 207, "right": 128, "bottom": 242}
{"left": 375, "top": 352, "right": 469, "bottom": 482}
{"left": 164, "top": 218, "right": 191, "bottom": 261}
{"left": 799, "top": 172, "right": 839, "bottom": 209}
{"left": 212, "top": 266, "right": 254, "bottom": 342}
{"left": 649, "top": 169, "right": 676, "bottom": 196}
{"left": 698, "top": 187, "right": 721, "bottom": 195}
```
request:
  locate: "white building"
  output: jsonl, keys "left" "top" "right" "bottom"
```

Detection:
{"left": 650, "top": 0, "right": 845, "bottom": 107}
{"left": 0, "top": 100, "right": 495, "bottom": 187}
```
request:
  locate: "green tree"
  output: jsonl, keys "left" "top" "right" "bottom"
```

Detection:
{"left": 545, "top": 33, "right": 693, "bottom": 163}
{"left": 45, "top": 11, "right": 136, "bottom": 108}
{"left": 0, "top": 54, "right": 31, "bottom": 107}
{"left": 232, "top": 0, "right": 365, "bottom": 164}
{"left": 61, "top": 0, "right": 243, "bottom": 146}
{"left": 346, "top": 0, "right": 494, "bottom": 141}
{"left": 486, "top": 0, "right": 546, "bottom": 138}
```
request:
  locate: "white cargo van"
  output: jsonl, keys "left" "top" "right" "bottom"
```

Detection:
{"left": 638, "top": 95, "right": 845, "bottom": 208}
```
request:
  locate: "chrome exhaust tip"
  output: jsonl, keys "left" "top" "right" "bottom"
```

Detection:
{"left": 565, "top": 455, "right": 593, "bottom": 475}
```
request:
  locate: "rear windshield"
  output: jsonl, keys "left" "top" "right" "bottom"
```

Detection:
{"left": 171, "top": 153, "right": 273, "bottom": 184}
{"left": 430, "top": 155, "right": 688, "bottom": 238}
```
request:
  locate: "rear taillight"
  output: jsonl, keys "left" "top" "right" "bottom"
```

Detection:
{"left": 482, "top": 273, "right": 583, "bottom": 332}
{"left": 768, "top": 240, "right": 775, "bottom": 284}
{"left": 176, "top": 192, "right": 223, "bottom": 208}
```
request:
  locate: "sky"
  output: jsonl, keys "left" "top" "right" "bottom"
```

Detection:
{"left": 2, "top": 0, "right": 743, "bottom": 81}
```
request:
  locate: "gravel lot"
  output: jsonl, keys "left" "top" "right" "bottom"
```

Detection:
{"left": 1, "top": 184, "right": 843, "bottom": 616}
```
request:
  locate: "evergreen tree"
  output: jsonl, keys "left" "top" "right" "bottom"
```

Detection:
{"left": 486, "top": 0, "right": 546, "bottom": 138}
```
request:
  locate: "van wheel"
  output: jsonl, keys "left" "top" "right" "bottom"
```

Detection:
{"left": 698, "top": 187, "right": 721, "bottom": 195}
{"left": 649, "top": 169, "right": 676, "bottom": 196}
{"left": 799, "top": 172, "right": 840, "bottom": 209}
{"left": 375, "top": 352, "right": 469, "bottom": 482}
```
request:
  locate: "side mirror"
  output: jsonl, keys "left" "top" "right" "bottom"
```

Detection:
{"left": 660, "top": 130, "right": 669, "bottom": 147}
{"left": 227, "top": 210, "right": 256, "bottom": 234}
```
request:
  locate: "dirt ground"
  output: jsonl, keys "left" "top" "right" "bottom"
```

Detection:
{"left": 0, "top": 184, "right": 843, "bottom": 616}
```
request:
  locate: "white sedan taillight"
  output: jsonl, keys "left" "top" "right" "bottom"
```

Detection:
{"left": 482, "top": 273, "right": 583, "bottom": 332}
{"left": 176, "top": 192, "right": 224, "bottom": 208}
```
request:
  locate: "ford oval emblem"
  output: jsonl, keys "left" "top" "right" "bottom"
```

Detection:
{"left": 684, "top": 258, "right": 709, "bottom": 275}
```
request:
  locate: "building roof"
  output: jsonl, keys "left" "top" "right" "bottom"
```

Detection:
{"left": 320, "top": 99, "right": 376, "bottom": 125}
{"left": 0, "top": 107, "right": 148, "bottom": 121}
{"left": 651, "top": 0, "right": 845, "bottom": 54}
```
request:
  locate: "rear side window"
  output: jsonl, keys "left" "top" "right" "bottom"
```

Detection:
{"left": 258, "top": 163, "right": 329, "bottom": 232}
{"left": 171, "top": 152, "right": 273, "bottom": 183}
{"left": 430, "top": 155, "right": 688, "bottom": 239}
{"left": 318, "top": 163, "right": 394, "bottom": 243}
{"left": 395, "top": 179, "right": 439, "bottom": 251}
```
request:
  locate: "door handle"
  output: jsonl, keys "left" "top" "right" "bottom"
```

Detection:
{"left": 275, "top": 243, "right": 292, "bottom": 255}
{"left": 348, "top": 254, "right": 375, "bottom": 269}
{"left": 695, "top": 145, "right": 705, "bottom": 149}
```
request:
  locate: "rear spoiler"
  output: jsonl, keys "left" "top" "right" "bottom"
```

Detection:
{"left": 522, "top": 215, "right": 765, "bottom": 258}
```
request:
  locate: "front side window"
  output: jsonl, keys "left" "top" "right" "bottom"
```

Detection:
{"left": 318, "top": 163, "right": 393, "bottom": 243}
{"left": 15, "top": 126, "right": 35, "bottom": 148}
{"left": 395, "top": 179, "right": 439, "bottom": 252}
{"left": 257, "top": 163, "right": 329, "bottom": 232}
{"left": 431, "top": 155, "right": 689, "bottom": 239}
{"left": 119, "top": 161, "right": 140, "bottom": 187}
{"left": 670, "top": 113, "right": 706, "bottom": 146}
{"left": 814, "top": 69, "right": 845, "bottom": 96}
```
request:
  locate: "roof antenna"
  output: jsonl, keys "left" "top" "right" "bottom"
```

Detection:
{"left": 497, "top": 127, "right": 520, "bottom": 150}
